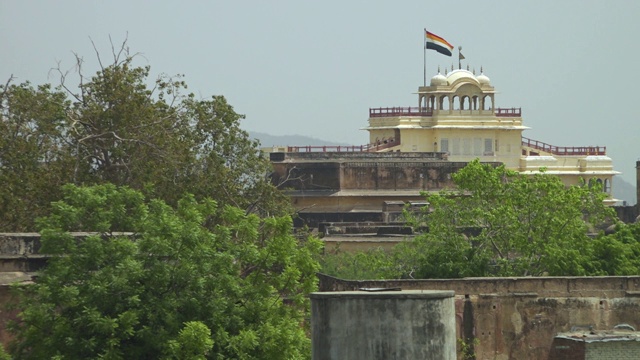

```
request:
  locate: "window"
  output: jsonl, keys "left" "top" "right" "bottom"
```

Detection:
{"left": 463, "top": 138, "right": 471, "bottom": 155}
{"left": 484, "top": 138, "right": 493, "bottom": 155}
{"left": 452, "top": 138, "right": 461, "bottom": 155}
{"left": 441, "top": 138, "right": 449, "bottom": 153}
{"left": 473, "top": 138, "right": 482, "bottom": 156}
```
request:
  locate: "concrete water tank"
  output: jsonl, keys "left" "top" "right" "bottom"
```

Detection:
{"left": 311, "top": 290, "right": 456, "bottom": 360}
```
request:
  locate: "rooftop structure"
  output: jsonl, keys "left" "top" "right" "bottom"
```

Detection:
{"left": 269, "top": 66, "right": 619, "bottom": 209}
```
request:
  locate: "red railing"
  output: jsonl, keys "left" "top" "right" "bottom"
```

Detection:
{"left": 522, "top": 137, "right": 606, "bottom": 156}
{"left": 287, "top": 138, "right": 399, "bottom": 153}
{"left": 369, "top": 107, "right": 522, "bottom": 117}
{"left": 287, "top": 145, "right": 367, "bottom": 152}
{"left": 494, "top": 108, "right": 521, "bottom": 117}
{"left": 369, "top": 107, "right": 432, "bottom": 117}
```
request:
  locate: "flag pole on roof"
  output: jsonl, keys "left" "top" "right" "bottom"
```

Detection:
{"left": 423, "top": 30, "right": 426, "bottom": 86}
{"left": 458, "top": 46, "right": 465, "bottom": 69}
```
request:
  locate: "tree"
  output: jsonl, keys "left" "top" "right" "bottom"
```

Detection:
{"left": 58, "top": 46, "right": 288, "bottom": 216}
{"left": 588, "top": 222, "right": 640, "bottom": 275}
{"left": 319, "top": 160, "right": 621, "bottom": 280}
{"left": 0, "top": 42, "right": 289, "bottom": 231}
{"left": 319, "top": 247, "right": 401, "bottom": 280}
{"left": 395, "top": 160, "right": 616, "bottom": 278}
{"left": 0, "top": 80, "right": 74, "bottom": 230}
{"left": 9, "top": 184, "right": 321, "bottom": 359}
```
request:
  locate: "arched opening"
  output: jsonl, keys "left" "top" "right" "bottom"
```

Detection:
{"left": 604, "top": 178, "right": 611, "bottom": 193}
{"left": 440, "top": 95, "right": 450, "bottom": 111}
{"left": 588, "top": 178, "right": 604, "bottom": 190}
{"left": 472, "top": 96, "right": 478, "bottom": 110}
{"left": 482, "top": 95, "right": 494, "bottom": 110}
{"left": 452, "top": 95, "right": 460, "bottom": 110}
{"left": 428, "top": 95, "right": 436, "bottom": 110}
{"left": 461, "top": 96, "right": 470, "bottom": 110}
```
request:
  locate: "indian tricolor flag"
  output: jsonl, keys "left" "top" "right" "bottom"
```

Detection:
{"left": 425, "top": 30, "right": 453, "bottom": 56}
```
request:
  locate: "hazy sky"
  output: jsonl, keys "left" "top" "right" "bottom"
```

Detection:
{"left": 2, "top": 1, "right": 639, "bottom": 183}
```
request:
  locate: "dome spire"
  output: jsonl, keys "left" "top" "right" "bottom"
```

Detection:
{"left": 477, "top": 66, "right": 491, "bottom": 85}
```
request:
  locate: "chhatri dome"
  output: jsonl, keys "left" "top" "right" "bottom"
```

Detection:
{"left": 430, "top": 68, "right": 447, "bottom": 86}
{"left": 476, "top": 67, "right": 491, "bottom": 85}
{"left": 430, "top": 67, "right": 491, "bottom": 87}
{"left": 445, "top": 69, "right": 480, "bottom": 86}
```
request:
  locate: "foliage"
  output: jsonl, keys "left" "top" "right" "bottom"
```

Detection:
{"left": 0, "top": 81, "right": 74, "bottom": 230}
{"left": 9, "top": 184, "right": 321, "bottom": 359}
{"left": 397, "top": 160, "right": 616, "bottom": 278}
{"left": 165, "top": 322, "right": 214, "bottom": 360}
{"left": 320, "top": 160, "right": 628, "bottom": 279}
{"left": 319, "top": 247, "right": 400, "bottom": 280}
{"left": 458, "top": 337, "right": 479, "bottom": 360}
{"left": 588, "top": 222, "right": 640, "bottom": 275}
{"left": 0, "top": 44, "right": 288, "bottom": 231}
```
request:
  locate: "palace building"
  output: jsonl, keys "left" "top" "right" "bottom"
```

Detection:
{"left": 365, "top": 67, "right": 618, "bottom": 201}
{"left": 268, "top": 67, "right": 620, "bottom": 227}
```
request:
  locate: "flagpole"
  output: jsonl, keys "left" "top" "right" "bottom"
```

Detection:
{"left": 423, "top": 29, "right": 426, "bottom": 87}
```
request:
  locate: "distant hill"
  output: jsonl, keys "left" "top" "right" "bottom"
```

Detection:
{"left": 250, "top": 131, "right": 636, "bottom": 205}
{"left": 613, "top": 176, "right": 636, "bottom": 206}
{"left": 248, "top": 131, "right": 350, "bottom": 147}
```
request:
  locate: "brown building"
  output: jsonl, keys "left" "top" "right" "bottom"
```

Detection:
{"left": 270, "top": 151, "right": 495, "bottom": 227}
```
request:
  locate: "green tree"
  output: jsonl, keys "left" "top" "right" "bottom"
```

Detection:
{"left": 0, "top": 80, "right": 74, "bottom": 230}
{"left": 588, "top": 222, "right": 640, "bottom": 275}
{"left": 9, "top": 184, "right": 321, "bottom": 359}
{"left": 319, "top": 247, "right": 401, "bottom": 280}
{"left": 0, "top": 43, "right": 289, "bottom": 231}
{"left": 397, "top": 160, "right": 616, "bottom": 278}
{"left": 60, "top": 49, "right": 287, "bottom": 216}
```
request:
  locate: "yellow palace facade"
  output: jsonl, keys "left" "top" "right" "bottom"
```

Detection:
{"left": 363, "top": 67, "right": 619, "bottom": 204}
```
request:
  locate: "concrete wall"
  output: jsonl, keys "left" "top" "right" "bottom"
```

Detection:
{"left": 311, "top": 290, "right": 456, "bottom": 360}
{"left": 585, "top": 341, "right": 640, "bottom": 360}
{"left": 318, "top": 275, "right": 640, "bottom": 360}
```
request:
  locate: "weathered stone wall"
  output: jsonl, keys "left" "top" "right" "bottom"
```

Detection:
{"left": 311, "top": 291, "right": 456, "bottom": 360}
{"left": 340, "top": 161, "right": 464, "bottom": 190}
{"left": 273, "top": 161, "right": 473, "bottom": 191}
{"left": 613, "top": 204, "right": 638, "bottom": 224}
{"left": 4, "top": 233, "right": 640, "bottom": 358}
{"left": 318, "top": 274, "right": 640, "bottom": 360}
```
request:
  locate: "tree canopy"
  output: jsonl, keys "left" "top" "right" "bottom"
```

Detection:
{"left": 9, "top": 184, "right": 321, "bottom": 359}
{"left": 0, "top": 46, "right": 287, "bottom": 231}
{"left": 321, "top": 160, "right": 640, "bottom": 279}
